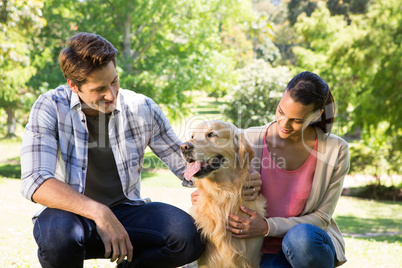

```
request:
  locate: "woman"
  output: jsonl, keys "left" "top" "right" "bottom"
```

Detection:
{"left": 223, "top": 71, "right": 350, "bottom": 267}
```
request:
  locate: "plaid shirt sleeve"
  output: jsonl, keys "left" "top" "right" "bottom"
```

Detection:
{"left": 20, "top": 94, "right": 59, "bottom": 201}
{"left": 145, "top": 98, "right": 187, "bottom": 182}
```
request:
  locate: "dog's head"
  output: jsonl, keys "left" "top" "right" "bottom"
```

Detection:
{"left": 180, "top": 120, "right": 254, "bottom": 182}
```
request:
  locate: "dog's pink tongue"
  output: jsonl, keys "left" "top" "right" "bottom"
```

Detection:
{"left": 184, "top": 161, "right": 202, "bottom": 181}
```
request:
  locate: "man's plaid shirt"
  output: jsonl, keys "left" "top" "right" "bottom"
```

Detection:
{"left": 21, "top": 85, "right": 186, "bottom": 202}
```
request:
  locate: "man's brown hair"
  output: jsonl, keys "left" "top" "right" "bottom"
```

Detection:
{"left": 59, "top": 32, "right": 118, "bottom": 86}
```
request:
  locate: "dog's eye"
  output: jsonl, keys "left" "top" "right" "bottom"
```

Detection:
{"left": 207, "top": 132, "right": 217, "bottom": 138}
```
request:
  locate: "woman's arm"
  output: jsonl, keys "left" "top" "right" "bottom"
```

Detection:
{"left": 227, "top": 138, "right": 349, "bottom": 238}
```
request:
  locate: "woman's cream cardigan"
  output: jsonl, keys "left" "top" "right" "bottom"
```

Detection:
{"left": 245, "top": 122, "right": 350, "bottom": 266}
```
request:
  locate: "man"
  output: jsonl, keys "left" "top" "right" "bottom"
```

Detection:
{"left": 21, "top": 32, "right": 205, "bottom": 268}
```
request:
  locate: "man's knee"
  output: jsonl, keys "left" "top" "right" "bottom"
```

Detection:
{"left": 168, "top": 212, "right": 205, "bottom": 259}
{"left": 157, "top": 205, "right": 205, "bottom": 262}
{"left": 34, "top": 209, "right": 86, "bottom": 267}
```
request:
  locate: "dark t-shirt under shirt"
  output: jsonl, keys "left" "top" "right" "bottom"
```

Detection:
{"left": 84, "top": 113, "right": 128, "bottom": 207}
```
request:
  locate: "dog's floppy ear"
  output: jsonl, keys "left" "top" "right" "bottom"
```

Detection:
{"left": 235, "top": 130, "right": 255, "bottom": 169}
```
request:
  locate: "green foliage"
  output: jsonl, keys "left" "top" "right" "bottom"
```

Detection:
{"left": 287, "top": 0, "right": 318, "bottom": 25}
{"left": 327, "top": 0, "right": 370, "bottom": 17}
{"left": 223, "top": 59, "right": 292, "bottom": 128}
{"left": 0, "top": 0, "right": 46, "bottom": 110}
{"left": 25, "top": 0, "right": 261, "bottom": 121}
{"left": 28, "top": 0, "right": 98, "bottom": 91}
{"left": 348, "top": 142, "right": 376, "bottom": 175}
{"left": 292, "top": 0, "right": 402, "bottom": 178}
{"left": 328, "top": 0, "right": 402, "bottom": 165}
{"left": 349, "top": 122, "right": 402, "bottom": 176}
{"left": 353, "top": 182, "right": 402, "bottom": 201}
{"left": 256, "top": 37, "right": 281, "bottom": 65}
{"left": 288, "top": 0, "right": 371, "bottom": 26}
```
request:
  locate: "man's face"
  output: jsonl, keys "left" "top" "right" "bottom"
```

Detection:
{"left": 68, "top": 61, "right": 120, "bottom": 116}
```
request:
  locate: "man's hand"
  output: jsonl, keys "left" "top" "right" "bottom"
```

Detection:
{"left": 242, "top": 169, "right": 262, "bottom": 201}
{"left": 94, "top": 206, "right": 133, "bottom": 264}
{"left": 191, "top": 190, "right": 199, "bottom": 206}
{"left": 32, "top": 178, "right": 133, "bottom": 265}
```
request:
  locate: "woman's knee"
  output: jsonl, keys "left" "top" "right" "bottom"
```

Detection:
{"left": 283, "top": 223, "right": 317, "bottom": 248}
{"left": 285, "top": 223, "right": 333, "bottom": 248}
{"left": 282, "top": 224, "right": 336, "bottom": 268}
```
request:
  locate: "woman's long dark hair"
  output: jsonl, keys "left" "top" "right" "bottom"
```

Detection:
{"left": 286, "top": 71, "right": 335, "bottom": 134}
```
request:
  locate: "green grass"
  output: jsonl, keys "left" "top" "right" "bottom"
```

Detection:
{"left": 342, "top": 237, "right": 401, "bottom": 268}
{"left": 142, "top": 150, "right": 168, "bottom": 170}
{"left": 333, "top": 196, "right": 402, "bottom": 267}
{"left": 185, "top": 91, "right": 226, "bottom": 117}
{"left": 0, "top": 139, "right": 22, "bottom": 179}
{"left": 0, "top": 157, "right": 21, "bottom": 179}
{"left": 0, "top": 138, "right": 22, "bottom": 161}
{"left": 1, "top": 94, "right": 401, "bottom": 267}
{"left": 334, "top": 197, "right": 402, "bottom": 235}
{"left": 141, "top": 169, "right": 182, "bottom": 188}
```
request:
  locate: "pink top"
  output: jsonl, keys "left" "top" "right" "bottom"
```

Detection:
{"left": 261, "top": 130, "right": 318, "bottom": 254}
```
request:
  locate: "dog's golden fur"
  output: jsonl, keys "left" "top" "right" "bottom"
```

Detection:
{"left": 181, "top": 120, "right": 266, "bottom": 268}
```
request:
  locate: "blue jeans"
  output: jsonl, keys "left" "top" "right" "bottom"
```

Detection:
{"left": 33, "top": 202, "right": 205, "bottom": 268}
{"left": 260, "top": 224, "right": 337, "bottom": 268}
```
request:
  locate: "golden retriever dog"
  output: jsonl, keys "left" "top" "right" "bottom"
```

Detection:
{"left": 180, "top": 120, "right": 266, "bottom": 268}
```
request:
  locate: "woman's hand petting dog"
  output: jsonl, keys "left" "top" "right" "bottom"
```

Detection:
{"left": 190, "top": 169, "right": 262, "bottom": 205}
{"left": 227, "top": 169, "right": 266, "bottom": 238}
{"left": 190, "top": 168, "right": 267, "bottom": 238}
{"left": 242, "top": 169, "right": 262, "bottom": 201}
{"left": 227, "top": 206, "right": 269, "bottom": 238}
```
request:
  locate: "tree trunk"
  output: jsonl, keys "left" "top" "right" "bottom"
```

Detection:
{"left": 6, "top": 107, "right": 16, "bottom": 138}
{"left": 0, "top": 0, "right": 8, "bottom": 23}
{"left": 123, "top": 13, "right": 132, "bottom": 73}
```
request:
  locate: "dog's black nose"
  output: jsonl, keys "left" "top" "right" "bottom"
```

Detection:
{"left": 180, "top": 142, "right": 194, "bottom": 152}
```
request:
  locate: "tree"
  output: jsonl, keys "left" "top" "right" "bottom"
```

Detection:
{"left": 292, "top": 0, "right": 402, "bottom": 176}
{"left": 0, "top": 0, "right": 46, "bottom": 137}
{"left": 327, "top": 0, "right": 371, "bottom": 17}
{"left": 27, "top": 0, "right": 260, "bottom": 120}
{"left": 287, "top": 0, "right": 318, "bottom": 25}
{"left": 329, "top": 0, "right": 402, "bottom": 175}
{"left": 63, "top": 0, "right": 258, "bottom": 119}
{"left": 27, "top": 0, "right": 81, "bottom": 92}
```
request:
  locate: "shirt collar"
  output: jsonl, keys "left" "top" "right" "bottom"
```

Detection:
{"left": 70, "top": 90, "right": 81, "bottom": 110}
{"left": 69, "top": 87, "right": 122, "bottom": 114}
{"left": 114, "top": 89, "right": 122, "bottom": 114}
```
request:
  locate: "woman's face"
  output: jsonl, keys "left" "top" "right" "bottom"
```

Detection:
{"left": 275, "top": 90, "right": 319, "bottom": 140}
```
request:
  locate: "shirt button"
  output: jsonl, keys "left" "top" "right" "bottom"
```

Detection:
{"left": 82, "top": 166, "right": 86, "bottom": 170}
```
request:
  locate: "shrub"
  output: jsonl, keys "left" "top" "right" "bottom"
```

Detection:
{"left": 223, "top": 59, "right": 292, "bottom": 128}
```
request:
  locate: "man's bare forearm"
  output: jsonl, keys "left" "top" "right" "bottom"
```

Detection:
{"left": 32, "top": 178, "right": 108, "bottom": 222}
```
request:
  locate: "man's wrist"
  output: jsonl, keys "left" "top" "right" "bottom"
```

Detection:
{"left": 87, "top": 200, "right": 109, "bottom": 222}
